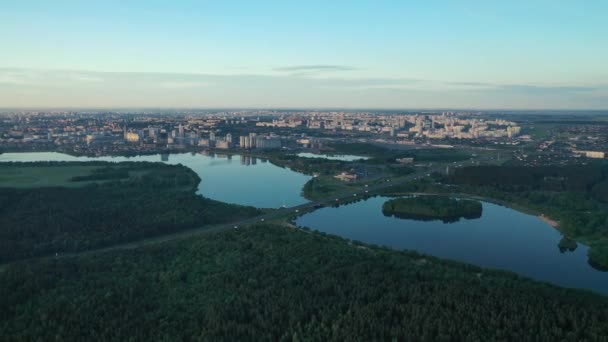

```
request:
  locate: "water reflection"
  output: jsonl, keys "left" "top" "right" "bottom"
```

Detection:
{"left": 240, "top": 156, "right": 260, "bottom": 166}
{"left": 0, "top": 152, "right": 310, "bottom": 208}
{"left": 295, "top": 196, "right": 608, "bottom": 294}
{"left": 558, "top": 237, "right": 578, "bottom": 253}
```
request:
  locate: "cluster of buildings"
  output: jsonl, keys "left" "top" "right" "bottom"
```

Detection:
{"left": 405, "top": 115, "right": 521, "bottom": 140}
{"left": 6, "top": 110, "right": 606, "bottom": 163}
{"left": 573, "top": 150, "right": 606, "bottom": 159}
{"left": 253, "top": 112, "right": 522, "bottom": 141}
{"left": 238, "top": 133, "right": 282, "bottom": 149}
{"left": 0, "top": 111, "right": 287, "bottom": 154}
{"left": 119, "top": 126, "right": 283, "bottom": 150}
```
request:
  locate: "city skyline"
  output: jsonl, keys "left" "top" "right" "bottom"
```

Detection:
{"left": 1, "top": 0, "right": 607, "bottom": 109}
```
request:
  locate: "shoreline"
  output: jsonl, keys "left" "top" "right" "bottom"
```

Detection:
{"left": 385, "top": 191, "right": 562, "bottom": 230}
{"left": 539, "top": 214, "right": 559, "bottom": 227}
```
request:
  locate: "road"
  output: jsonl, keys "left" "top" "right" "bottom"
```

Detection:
{"left": 1, "top": 156, "right": 490, "bottom": 265}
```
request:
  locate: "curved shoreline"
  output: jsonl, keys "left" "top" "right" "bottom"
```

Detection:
{"left": 539, "top": 214, "right": 559, "bottom": 228}
{"left": 393, "top": 192, "right": 561, "bottom": 228}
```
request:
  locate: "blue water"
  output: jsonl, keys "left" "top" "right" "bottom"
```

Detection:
{"left": 0, "top": 152, "right": 311, "bottom": 208}
{"left": 296, "top": 152, "right": 368, "bottom": 161}
{"left": 295, "top": 196, "right": 608, "bottom": 295}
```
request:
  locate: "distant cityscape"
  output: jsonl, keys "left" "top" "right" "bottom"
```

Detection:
{"left": 0, "top": 110, "right": 605, "bottom": 163}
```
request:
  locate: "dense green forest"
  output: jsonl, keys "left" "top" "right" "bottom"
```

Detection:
{"left": 384, "top": 165, "right": 608, "bottom": 269}
{"left": 446, "top": 165, "right": 608, "bottom": 202}
{"left": 327, "top": 142, "right": 390, "bottom": 156}
{"left": 383, "top": 196, "right": 482, "bottom": 223}
{"left": 267, "top": 153, "right": 355, "bottom": 175}
{"left": 328, "top": 143, "right": 472, "bottom": 163}
{"left": 1, "top": 224, "right": 607, "bottom": 341}
{"left": 0, "top": 162, "right": 261, "bottom": 262}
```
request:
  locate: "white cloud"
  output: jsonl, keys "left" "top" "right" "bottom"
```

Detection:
{"left": 0, "top": 68, "right": 606, "bottom": 109}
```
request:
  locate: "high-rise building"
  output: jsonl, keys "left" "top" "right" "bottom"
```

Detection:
{"left": 239, "top": 136, "right": 251, "bottom": 149}
{"left": 255, "top": 136, "right": 281, "bottom": 149}
{"left": 249, "top": 132, "right": 257, "bottom": 148}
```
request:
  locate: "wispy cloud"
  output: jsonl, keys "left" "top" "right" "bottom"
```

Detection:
{"left": 496, "top": 84, "right": 597, "bottom": 93}
{"left": 445, "top": 81, "right": 601, "bottom": 93}
{"left": 0, "top": 69, "right": 46, "bottom": 85}
{"left": 156, "top": 81, "right": 213, "bottom": 89}
{"left": 0, "top": 68, "right": 214, "bottom": 88}
{"left": 1, "top": 67, "right": 606, "bottom": 109}
{"left": 274, "top": 65, "right": 356, "bottom": 72}
{"left": 447, "top": 81, "right": 495, "bottom": 88}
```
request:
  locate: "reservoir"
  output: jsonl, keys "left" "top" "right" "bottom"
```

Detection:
{"left": 0, "top": 152, "right": 311, "bottom": 208}
{"left": 295, "top": 196, "right": 608, "bottom": 295}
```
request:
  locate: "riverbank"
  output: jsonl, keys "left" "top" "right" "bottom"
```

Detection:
{"left": 539, "top": 214, "right": 559, "bottom": 228}
{"left": 385, "top": 191, "right": 561, "bottom": 228}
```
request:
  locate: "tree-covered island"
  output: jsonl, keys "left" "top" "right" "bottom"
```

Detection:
{"left": 382, "top": 196, "right": 483, "bottom": 223}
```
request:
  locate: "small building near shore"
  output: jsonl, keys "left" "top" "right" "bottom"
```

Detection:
{"left": 334, "top": 172, "right": 358, "bottom": 182}
{"left": 396, "top": 157, "right": 414, "bottom": 165}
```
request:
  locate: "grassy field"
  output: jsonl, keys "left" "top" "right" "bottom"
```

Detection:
{"left": 302, "top": 176, "right": 358, "bottom": 201}
{"left": 0, "top": 164, "right": 103, "bottom": 188}
{"left": 0, "top": 162, "right": 185, "bottom": 189}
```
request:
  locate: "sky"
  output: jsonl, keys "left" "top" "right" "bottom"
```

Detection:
{"left": 1, "top": 0, "right": 607, "bottom": 109}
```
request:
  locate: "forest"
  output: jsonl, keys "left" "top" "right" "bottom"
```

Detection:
{"left": 383, "top": 196, "right": 482, "bottom": 223}
{"left": 267, "top": 153, "right": 354, "bottom": 175}
{"left": 1, "top": 224, "right": 607, "bottom": 341}
{"left": 328, "top": 142, "right": 472, "bottom": 163}
{"left": 445, "top": 165, "right": 608, "bottom": 202}
{"left": 0, "top": 162, "right": 261, "bottom": 262}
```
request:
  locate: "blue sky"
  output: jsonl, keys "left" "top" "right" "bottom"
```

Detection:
{"left": 1, "top": 0, "right": 607, "bottom": 109}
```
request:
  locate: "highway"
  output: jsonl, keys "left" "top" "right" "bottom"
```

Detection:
{"left": 1, "top": 156, "right": 490, "bottom": 265}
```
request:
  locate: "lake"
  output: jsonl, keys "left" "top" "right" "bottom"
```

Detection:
{"left": 295, "top": 196, "right": 608, "bottom": 295}
{"left": 296, "top": 152, "right": 368, "bottom": 161}
{"left": 0, "top": 152, "right": 311, "bottom": 208}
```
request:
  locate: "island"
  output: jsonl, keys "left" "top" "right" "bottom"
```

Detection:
{"left": 382, "top": 196, "right": 482, "bottom": 223}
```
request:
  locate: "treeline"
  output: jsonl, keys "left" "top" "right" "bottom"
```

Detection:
{"left": 446, "top": 165, "right": 608, "bottom": 202}
{"left": 329, "top": 143, "right": 471, "bottom": 164}
{"left": 1, "top": 224, "right": 607, "bottom": 341}
{"left": 268, "top": 154, "right": 353, "bottom": 175}
{"left": 328, "top": 142, "right": 389, "bottom": 156}
{"left": 383, "top": 196, "right": 482, "bottom": 223}
{"left": 0, "top": 162, "right": 261, "bottom": 262}
{"left": 69, "top": 166, "right": 130, "bottom": 182}
{"left": 269, "top": 154, "right": 414, "bottom": 180}
{"left": 444, "top": 166, "right": 608, "bottom": 262}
